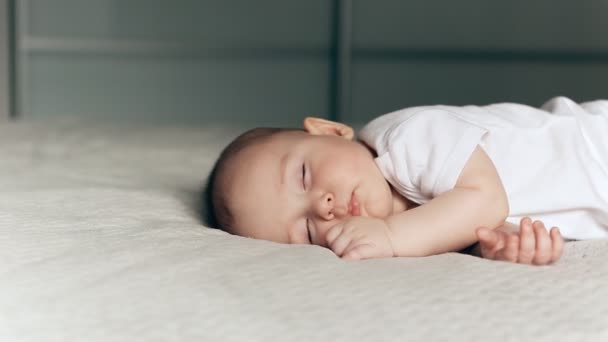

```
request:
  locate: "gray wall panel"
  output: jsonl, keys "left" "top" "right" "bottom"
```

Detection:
{"left": 13, "top": 0, "right": 608, "bottom": 124}
{"left": 353, "top": 0, "right": 608, "bottom": 50}
{"left": 27, "top": 55, "right": 328, "bottom": 126}
{"left": 351, "top": 61, "right": 608, "bottom": 123}
{"left": 18, "top": 0, "right": 332, "bottom": 124}
{"left": 349, "top": 0, "right": 608, "bottom": 124}
{"left": 26, "top": 0, "right": 331, "bottom": 47}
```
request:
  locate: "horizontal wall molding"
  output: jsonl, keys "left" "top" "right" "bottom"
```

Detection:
{"left": 353, "top": 48, "right": 608, "bottom": 64}
{"left": 20, "top": 36, "right": 329, "bottom": 59}
{"left": 21, "top": 37, "right": 608, "bottom": 64}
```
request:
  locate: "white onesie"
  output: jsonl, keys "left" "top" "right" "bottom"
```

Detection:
{"left": 358, "top": 96, "right": 608, "bottom": 240}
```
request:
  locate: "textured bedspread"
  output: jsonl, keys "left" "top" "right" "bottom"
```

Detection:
{"left": 1, "top": 119, "right": 607, "bottom": 342}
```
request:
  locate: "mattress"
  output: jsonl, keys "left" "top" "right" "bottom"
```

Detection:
{"left": 1, "top": 118, "right": 607, "bottom": 342}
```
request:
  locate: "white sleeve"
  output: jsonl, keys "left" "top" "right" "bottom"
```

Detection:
{"left": 385, "top": 109, "right": 488, "bottom": 199}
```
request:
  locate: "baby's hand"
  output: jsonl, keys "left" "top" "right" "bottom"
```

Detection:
{"left": 326, "top": 217, "right": 395, "bottom": 260}
{"left": 475, "top": 217, "right": 564, "bottom": 265}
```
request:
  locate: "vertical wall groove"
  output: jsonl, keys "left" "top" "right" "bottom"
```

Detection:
{"left": 0, "top": 0, "right": 9, "bottom": 119}
{"left": 329, "top": 0, "right": 352, "bottom": 122}
{"left": 7, "top": 0, "right": 16, "bottom": 119}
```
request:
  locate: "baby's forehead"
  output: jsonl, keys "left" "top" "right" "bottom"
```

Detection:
{"left": 227, "top": 142, "right": 280, "bottom": 185}
{"left": 241, "top": 131, "right": 302, "bottom": 156}
{"left": 225, "top": 129, "right": 309, "bottom": 188}
{"left": 226, "top": 144, "right": 290, "bottom": 242}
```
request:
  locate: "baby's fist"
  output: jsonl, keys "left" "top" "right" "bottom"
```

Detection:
{"left": 326, "top": 217, "right": 395, "bottom": 260}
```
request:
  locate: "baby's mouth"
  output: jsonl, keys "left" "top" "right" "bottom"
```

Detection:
{"left": 348, "top": 192, "right": 361, "bottom": 216}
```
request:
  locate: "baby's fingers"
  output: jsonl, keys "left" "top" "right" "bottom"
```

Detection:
{"left": 495, "top": 234, "right": 519, "bottom": 263}
{"left": 532, "top": 221, "right": 552, "bottom": 265}
{"left": 342, "top": 243, "right": 376, "bottom": 260}
{"left": 517, "top": 218, "right": 536, "bottom": 264}
{"left": 325, "top": 224, "right": 343, "bottom": 246}
{"left": 476, "top": 227, "right": 504, "bottom": 259}
{"left": 328, "top": 227, "right": 355, "bottom": 257}
{"left": 550, "top": 227, "right": 564, "bottom": 263}
{"left": 476, "top": 227, "right": 498, "bottom": 247}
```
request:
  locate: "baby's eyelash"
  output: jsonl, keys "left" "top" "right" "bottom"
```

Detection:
{"left": 306, "top": 218, "right": 312, "bottom": 244}
{"left": 301, "top": 163, "right": 306, "bottom": 189}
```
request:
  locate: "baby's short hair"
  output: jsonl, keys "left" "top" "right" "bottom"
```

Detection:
{"left": 204, "top": 127, "right": 303, "bottom": 232}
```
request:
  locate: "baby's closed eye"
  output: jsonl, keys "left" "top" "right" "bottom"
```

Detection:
{"left": 306, "top": 218, "right": 313, "bottom": 243}
{"left": 301, "top": 163, "right": 306, "bottom": 190}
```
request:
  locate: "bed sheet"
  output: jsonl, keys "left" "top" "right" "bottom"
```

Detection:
{"left": 1, "top": 119, "right": 608, "bottom": 342}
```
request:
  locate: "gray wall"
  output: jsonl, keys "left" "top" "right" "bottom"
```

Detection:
{"left": 12, "top": 0, "right": 608, "bottom": 125}
{"left": 16, "top": 0, "right": 331, "bottom": 126}
{"left": 350, "top": 0, "right": 608, "bottom": 122}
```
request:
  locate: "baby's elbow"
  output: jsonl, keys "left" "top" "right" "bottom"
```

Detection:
{"left": 490, "top": 189, "right": 509, "bottom": 227}
{"left": 500, "top": 195, "right": 510, "bottom": 220}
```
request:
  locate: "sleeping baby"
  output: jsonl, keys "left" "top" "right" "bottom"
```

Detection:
{"left": 206, "top": 96, "right": 608, "bottom": 265}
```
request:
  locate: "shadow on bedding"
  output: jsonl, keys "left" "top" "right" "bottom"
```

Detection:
{"left": 174, "top": 181, "right": 220, "bottom": 230}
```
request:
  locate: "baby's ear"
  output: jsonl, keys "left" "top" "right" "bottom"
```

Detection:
{"left": 303, "top": 117, "right": 354, "bottom": 140}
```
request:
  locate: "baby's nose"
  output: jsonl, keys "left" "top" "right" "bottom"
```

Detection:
{"left": 315, "top": 193, "right": 348, "bottom": 220}
{"left": 316, "top": 193, "right": 336, "bottom": 220}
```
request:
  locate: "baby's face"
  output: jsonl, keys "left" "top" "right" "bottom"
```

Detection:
{"left": 226, "top": 118, "right": 395, "bottom": 247}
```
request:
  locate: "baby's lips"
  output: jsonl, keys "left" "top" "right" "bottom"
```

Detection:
{"left": 350, "top": 199, "right": 361, "bottom": 216}
{"left": 346, "top": 191, "right": 361, "bottom": 216}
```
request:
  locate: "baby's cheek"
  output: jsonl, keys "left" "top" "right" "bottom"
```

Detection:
{"left": 366, "top": 193, "right": 393, "bottom": 219}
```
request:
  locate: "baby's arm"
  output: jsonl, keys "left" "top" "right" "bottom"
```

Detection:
{"left": 385, "top": 145, "right": 509, "bottom": 257}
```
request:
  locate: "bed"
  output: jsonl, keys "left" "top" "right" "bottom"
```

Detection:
{"left": 2, "top": 118, "right": 608, "bottom": 342}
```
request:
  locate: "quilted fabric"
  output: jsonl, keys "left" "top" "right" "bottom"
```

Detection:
{"left": 1, "top": 119, "right": 607, "bottom": 342}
